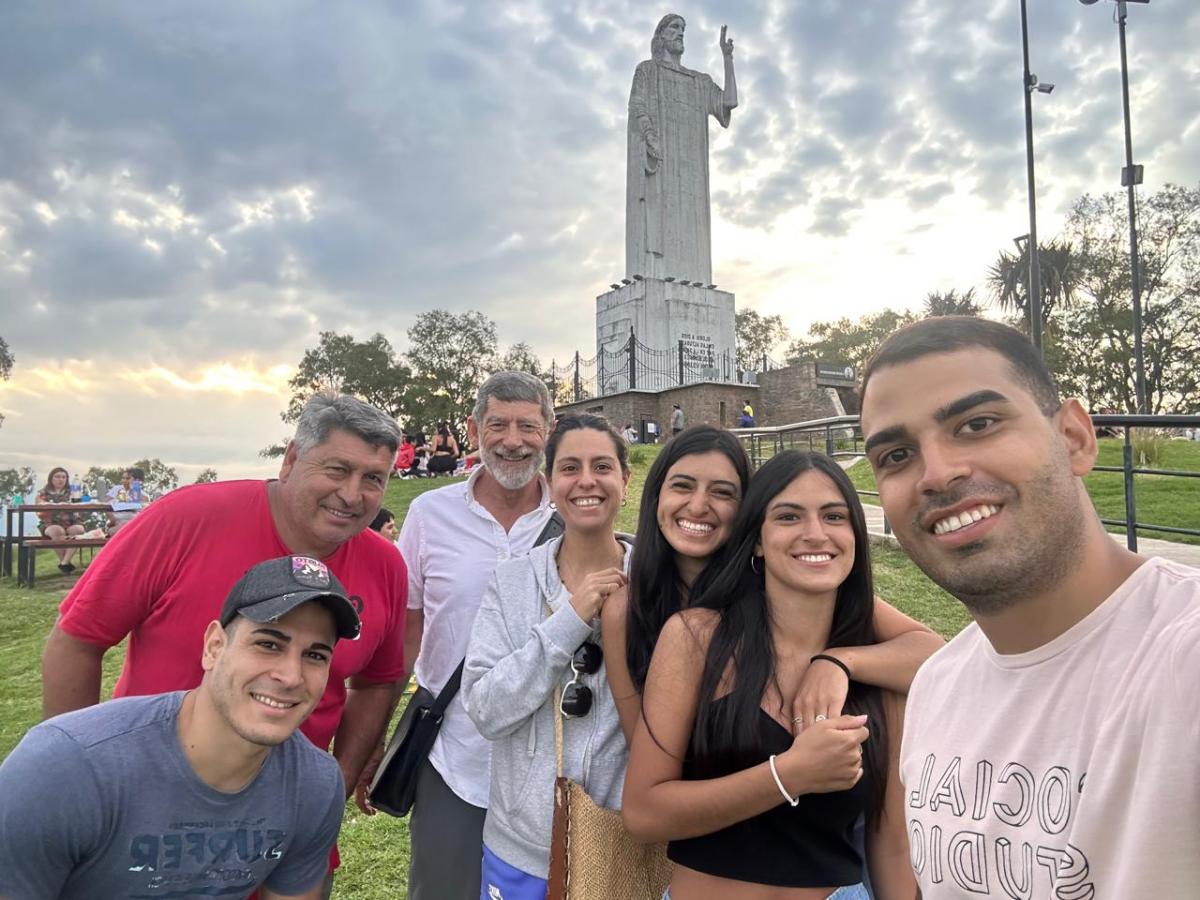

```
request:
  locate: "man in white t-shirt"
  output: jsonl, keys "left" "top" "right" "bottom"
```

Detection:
{"left": 860, "top": 316, "right": 1200, "bottom": 898}
{"left": 392, "top": 372, "right": 556, "bottom": 900}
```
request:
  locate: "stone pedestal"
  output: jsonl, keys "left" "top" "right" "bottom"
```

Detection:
{"left": 596, "top": 277, "right": 735, "bottom": 394}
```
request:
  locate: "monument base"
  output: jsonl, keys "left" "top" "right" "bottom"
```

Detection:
{"left": 595, "top": 278, "right": 736, "bottom": 394}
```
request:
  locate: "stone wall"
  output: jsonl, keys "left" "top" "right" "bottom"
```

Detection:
{"left": 555, "top": 361, "right": 845, "bottom": 435}
{"left": 756, "top": 365, "right": 843, "bottom": 425}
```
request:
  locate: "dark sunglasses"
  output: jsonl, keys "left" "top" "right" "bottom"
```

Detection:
{"left": 560, "top": 641, "right": 603, "bottom": 719}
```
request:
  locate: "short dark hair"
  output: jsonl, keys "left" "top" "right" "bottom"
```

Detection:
{"left": 369, "top": 507, "right": 395, "bottom": 533}
{"left": 545, "top": 414, "right": 628, "bottom": 474}
{"left": 127, "top": 467, "right": 145, "bottom": 480}
{"left": 861, "top": 316, "right": 1060, "bottom": 415}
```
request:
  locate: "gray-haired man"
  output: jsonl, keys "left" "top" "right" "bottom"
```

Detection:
{"left": 42, "top": 394, "right": 409, "bottom": 895}
{"left": 391, "top": 371, "right": 557, "bottom": 899}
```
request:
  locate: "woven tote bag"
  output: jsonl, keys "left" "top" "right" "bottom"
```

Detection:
{"left": 546, "top": 688, "right": 672, "bottom": 900}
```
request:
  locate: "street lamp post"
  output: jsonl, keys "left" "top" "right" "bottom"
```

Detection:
{"left": 1080, "top": 0, "right": 1149, "bottom": 413}
{"left": 1019, "top": 0, "right": 1054, "bottom": 354}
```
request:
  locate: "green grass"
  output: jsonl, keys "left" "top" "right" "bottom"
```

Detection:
{"left": 1, "top": 451, "right": 973, "bottom": 897}
{"left": 846, "top": 438, "right": 1200, "bottom": 546}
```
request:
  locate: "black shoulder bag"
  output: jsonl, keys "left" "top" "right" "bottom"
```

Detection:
{"left": 368, "top": 510, "right": 563, "bottom": 817}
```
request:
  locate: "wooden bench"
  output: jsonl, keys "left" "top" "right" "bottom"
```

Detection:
{"left": 18, "top": 538, "right": 109, "bottom": 587}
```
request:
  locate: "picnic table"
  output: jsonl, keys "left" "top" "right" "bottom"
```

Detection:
{"left": 2, "top": 502, "right": 119, "bottom": 587}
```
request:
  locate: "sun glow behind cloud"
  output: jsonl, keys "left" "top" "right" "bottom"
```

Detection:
{"left": 116, "top": 362, "right": 293, "bottom": 397}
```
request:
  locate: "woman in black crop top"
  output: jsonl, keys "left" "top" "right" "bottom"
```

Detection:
{"left": 623, "top": 452, "right": 917, "bottom": 899}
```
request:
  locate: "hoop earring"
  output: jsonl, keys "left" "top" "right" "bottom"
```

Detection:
{"left": 750, "top": 555, "right": 762, "bottom": 574}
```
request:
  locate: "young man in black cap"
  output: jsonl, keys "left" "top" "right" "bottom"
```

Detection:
{"left": 0, "top": 556, "right": 360, "bottom": 900}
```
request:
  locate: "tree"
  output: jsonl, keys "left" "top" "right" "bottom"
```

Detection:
{"left": 736, "top": 310, "right": 791, "bottom": 372}
{"left": 496, "top": 342, "right": 545, "bottom": 378}
{"left": 923, "top": 288, "right": 981, "bottom": 318}
{"left": 786, "top": 308, "right": 918, "bottom": 376}
{"left": 0, "top": 335, "right": 12, "bottom": 430}
{"left": 1050, "top": 183, "right": 1200, "bottom": 413}
{"left": 404, "top": 310, "right": 499, "bottom": 431}
{"left": 263, "top": 331, "right": 414, "bottom": 457}
{"left": 0, "top": 467, "right": 34, "bottom": 501}
{"left": 284, "top": 331, "right": 412, "bottom": 423}
{"left": 987, "top": 238, "right": 1080, "bottom": 335}
{"left": 194, "top": 468, "right": 219, "bottom": 484}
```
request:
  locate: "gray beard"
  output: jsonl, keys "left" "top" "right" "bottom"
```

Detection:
{"left": 482, "top": 446, "right": 543, "bottom": 491}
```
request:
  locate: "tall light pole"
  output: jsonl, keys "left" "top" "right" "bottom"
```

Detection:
{"left": 1080, "top": 0, "right": 1149, "bottom": 413}
{"left": 1019, "top": 0, "right": 1054, "bottom": 354}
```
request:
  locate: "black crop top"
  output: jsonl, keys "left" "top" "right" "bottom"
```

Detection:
{"left": 667, "top": 700, "right": 871, "bottom": 888}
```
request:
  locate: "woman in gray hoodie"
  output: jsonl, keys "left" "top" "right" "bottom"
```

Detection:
{"left": 464, "top": 414, "right": 633, "bottom": 898}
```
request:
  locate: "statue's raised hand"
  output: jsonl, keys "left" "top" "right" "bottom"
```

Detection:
{"left": 719, "top": 25, "right": 734, "bottom": 58}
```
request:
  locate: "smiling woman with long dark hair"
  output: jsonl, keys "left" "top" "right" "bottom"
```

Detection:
{"left": 622, "top": 451, "right": 916, "bottom": 899}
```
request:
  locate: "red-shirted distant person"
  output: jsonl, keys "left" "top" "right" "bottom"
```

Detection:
{"left": 41, "top": 394, "right": 408, "bottom": 899}
{"left": 395, "top": 434, "right": 416, "bottom": 475}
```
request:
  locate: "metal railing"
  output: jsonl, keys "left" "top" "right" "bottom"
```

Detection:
{"left": 548, "top": 331, "right": 785, "bottom": 402}
{"left": 732, "top": 412, "right": 1200, "bottom": 551}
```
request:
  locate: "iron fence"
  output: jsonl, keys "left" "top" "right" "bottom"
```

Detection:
{"left": 548, "top": 330, "right": 786, "bottom": 402}
{"left": 731, "top": 413, "right": 1200, "bottom": 551}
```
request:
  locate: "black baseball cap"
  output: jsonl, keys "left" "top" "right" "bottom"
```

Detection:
{"left": 220, "top": 556, "right": 361, "bottom": 641}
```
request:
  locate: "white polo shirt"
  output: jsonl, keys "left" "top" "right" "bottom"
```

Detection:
{"left": 400, "top": 465, "right": 554, "bottom": 808}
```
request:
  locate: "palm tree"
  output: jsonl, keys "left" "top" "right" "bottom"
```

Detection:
{"left": 987, "top": 239, "right": 1081, "bottom": 330}
{"left": 923, "top": 288, "right": 981, "bottom": 318}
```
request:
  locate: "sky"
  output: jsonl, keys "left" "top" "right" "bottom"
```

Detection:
{"left": 1, "top": 0, "right": 1197, "bottom": 483}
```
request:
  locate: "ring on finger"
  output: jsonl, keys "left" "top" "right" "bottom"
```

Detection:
{"left": 814, "top": 714, "right": 827, "bottom": 722}
{"left": 792, "top": 716, "right": 804, "bottom": 726}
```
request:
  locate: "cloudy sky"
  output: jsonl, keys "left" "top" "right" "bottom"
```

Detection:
{"left": 1, "top": 0, "right": 1196, "bottom": 482}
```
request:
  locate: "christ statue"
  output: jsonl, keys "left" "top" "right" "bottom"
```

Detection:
{"left": 625, "top": 14, "right": 738, "bottom": 285}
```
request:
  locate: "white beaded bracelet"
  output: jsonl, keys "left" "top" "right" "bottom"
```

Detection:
{"left": 768, "top": 754, "right": 800, "bottom": 807}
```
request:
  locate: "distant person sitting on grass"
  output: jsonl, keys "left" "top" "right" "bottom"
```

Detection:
{"left": 427, "top": 421, "right": 460, "bottom": 475}
{"left": 106, "top": 466, "right": 145, "bottom": 534}
{"left": 395, "top": 434, "right": 416, "bottom": 476}
{"left": 0, "top": 555, "right": 361, "bottom": 900}
{"left": 36, "top": 466, "right": 85, "bottom": 574}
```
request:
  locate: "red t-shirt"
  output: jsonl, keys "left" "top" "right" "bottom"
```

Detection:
{"left": 58, "top": 480, "right": 408, "bottom": 752}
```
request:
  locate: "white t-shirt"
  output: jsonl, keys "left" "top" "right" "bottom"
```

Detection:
{"left": 901, "top": 557, "right": 1200, "bottom": 898}
{"left": 399, "top": 466, "right": 553, "bottom": 808}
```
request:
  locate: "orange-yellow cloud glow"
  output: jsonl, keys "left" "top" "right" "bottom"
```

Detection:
{"left": 117, "top": 362, "right": 293, "bottom": 397}
{"left": 0, "top": 360, "right": 293, "bottom": 401}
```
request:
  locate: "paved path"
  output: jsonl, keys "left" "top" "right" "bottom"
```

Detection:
{"left": 860, "top": 502, "right": 1200, "bottom": 567}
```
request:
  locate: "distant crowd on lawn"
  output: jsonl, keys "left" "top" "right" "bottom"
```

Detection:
{"left": 2, "top": 316, "right": 1198, "bottom": 900}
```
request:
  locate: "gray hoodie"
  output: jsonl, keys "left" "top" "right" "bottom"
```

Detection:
{"left": 463, "top": 535, "right": 632, "bottom": 879}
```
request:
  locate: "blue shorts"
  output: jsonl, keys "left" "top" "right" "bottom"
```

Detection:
{"left": 480, "top": 844, "right": 546, "bottom": 900}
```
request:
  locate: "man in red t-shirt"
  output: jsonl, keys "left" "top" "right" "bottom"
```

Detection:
{"left": 41, "top": 394, "right": 407, "bottom": 896}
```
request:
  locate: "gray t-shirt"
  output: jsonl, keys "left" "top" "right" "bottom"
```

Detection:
{"left": 0, "top": 691, "right": 344, "bottom": 899}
